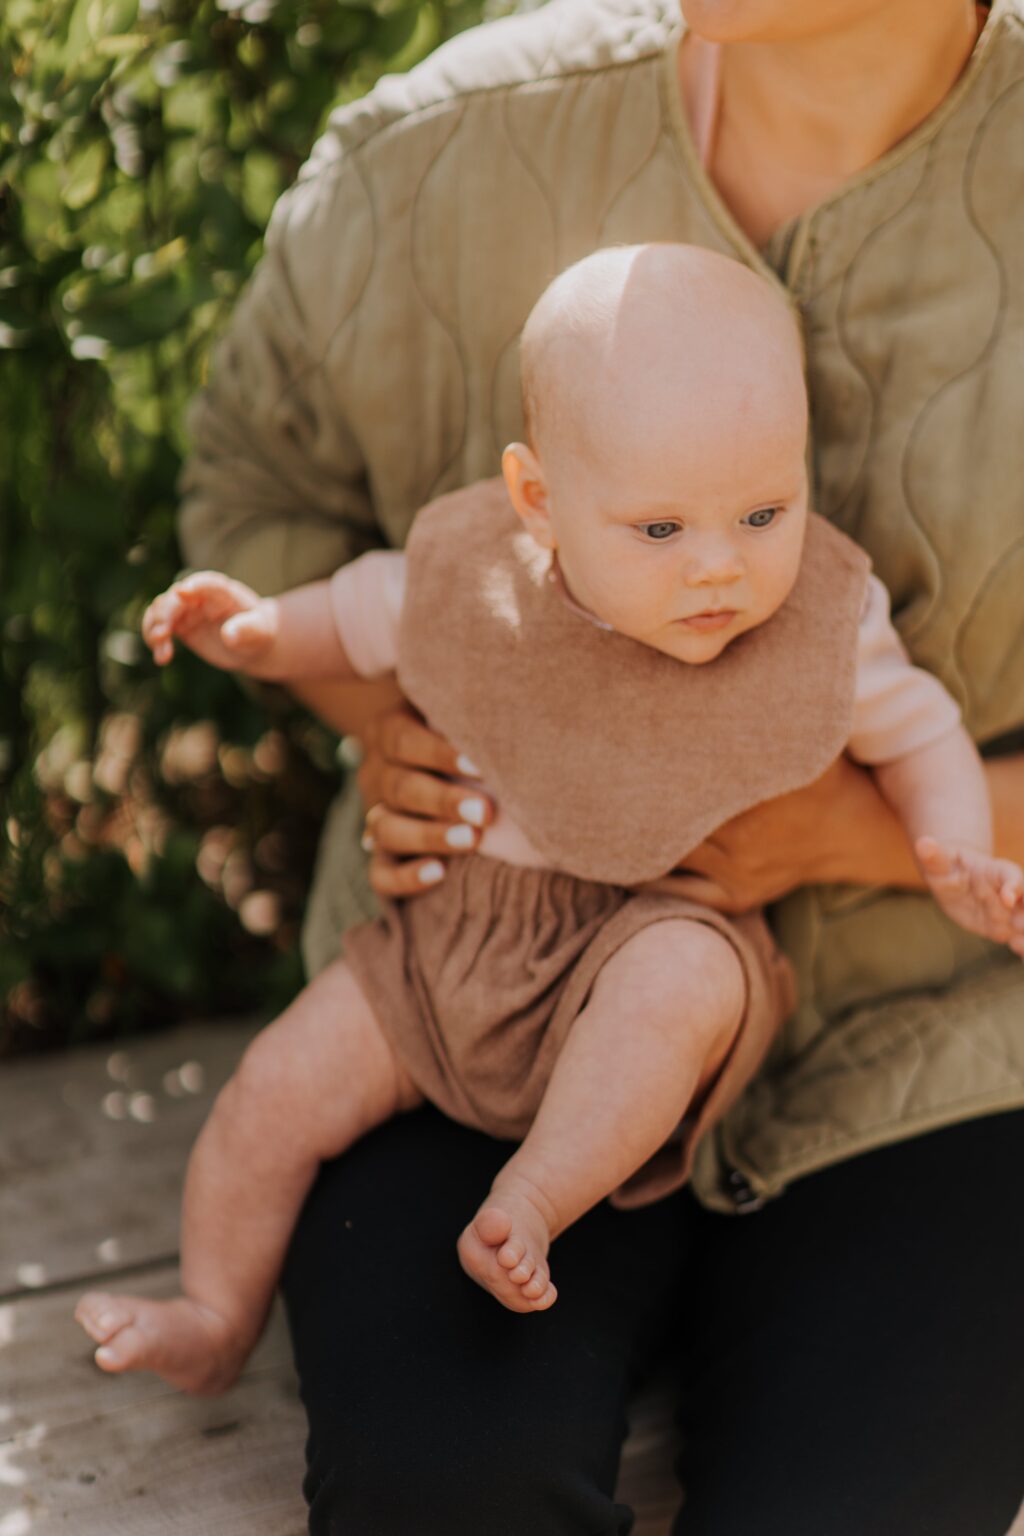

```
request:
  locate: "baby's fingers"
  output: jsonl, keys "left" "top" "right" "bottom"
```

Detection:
{"left": 994, "top": 862, "right": 1024, "bottom": 911}
{"left": 958, "top": 857, "right": 1015, "bottom": 934}
{"left": 141, "top": 590, "right": 187, "bottom": 665}
{"left": 221, "top": 606, "right": 275, "bottom": 654}
{"left": 176, "top": 571, "right": 257, "bottom": 623}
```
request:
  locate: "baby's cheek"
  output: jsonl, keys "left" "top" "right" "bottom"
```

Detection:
{"left": 752, "top": 553, "right": 802, "bottom": 619}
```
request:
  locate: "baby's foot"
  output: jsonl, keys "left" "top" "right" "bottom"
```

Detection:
{"left": 457, "top": 1175, "right": 558, "bottom": 1313}
{"left": 74, "top": 1290, "right": 249, "bottom": 1395}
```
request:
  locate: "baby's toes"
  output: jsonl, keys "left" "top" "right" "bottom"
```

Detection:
{"left": 473, "top": 1205, "right": 514, "bottom": 1251}
{"left": 527, "top": 1279, "right": 558, "bottom": 1311}
{"left": 497, "top": 1236, "right": 527, "bottom": 1272}
{"left": 75, "top": 1293, "right": 134, "bottom": 1345}
{"left": 520, "top": 1262, "right": 551, "bottom": 1301}
{"left": 94, "top": 1324, "right": 151, "bottom": 1373}
{"left": 505, "top": 1255, "right": 539, "bottom": 1285}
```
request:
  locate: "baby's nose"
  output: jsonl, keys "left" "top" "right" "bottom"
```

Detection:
{"left": 683, "top": 539, "right": 743, "bottom": 586}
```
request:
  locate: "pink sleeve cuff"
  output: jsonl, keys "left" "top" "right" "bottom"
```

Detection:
{"left": 327, "top": 551, "right": 407, "bottom": 678}
{"left": 848, "top": 575, "right": 962, "bottom": 764}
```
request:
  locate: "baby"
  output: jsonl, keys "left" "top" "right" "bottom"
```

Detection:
{"left": 76, "top": 245, "right": 1024, "bottom": 1394}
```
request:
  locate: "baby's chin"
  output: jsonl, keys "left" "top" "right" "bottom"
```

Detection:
{"left": 665, "top": 634, "right": 734, "bottom": 665}
{"left": 649, "top": 620, "right": 744, "bottom": 665}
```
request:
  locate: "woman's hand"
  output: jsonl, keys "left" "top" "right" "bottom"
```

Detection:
{"left": 666, "top": 755, "right": 924, "bottom": 913}
{"left": 359, "top": 706, "right": 495, "bottom": 898}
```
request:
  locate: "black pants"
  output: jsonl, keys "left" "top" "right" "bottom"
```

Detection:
{"left": 281, "top": 1107, "right": 1024, "bottom": 1535}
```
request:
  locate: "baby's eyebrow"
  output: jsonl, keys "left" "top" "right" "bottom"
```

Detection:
{"left": 601, "top": 502, "right": 684, "bottom": 522}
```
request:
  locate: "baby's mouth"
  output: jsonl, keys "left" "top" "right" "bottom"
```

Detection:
{"left": 677, "top": 609, "right": 738, "bottom": 632}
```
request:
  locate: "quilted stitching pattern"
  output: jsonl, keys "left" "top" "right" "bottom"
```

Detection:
{"left": 180, "top": 0, "right": 1024, "bottom": 1195}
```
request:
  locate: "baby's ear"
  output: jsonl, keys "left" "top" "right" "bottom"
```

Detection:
{"left": 502, "top": 443, "right": 555, "bottom": 549}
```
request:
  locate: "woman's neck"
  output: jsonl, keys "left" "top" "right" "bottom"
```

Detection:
{"left": 700, "top": 1, "right": 983, "bottom": 247}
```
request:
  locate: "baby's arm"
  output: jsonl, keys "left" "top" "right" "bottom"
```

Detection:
{"left": 874, "top": 728, "right": 1024, "bottom": 953}
{"left": 143, "top": 551, "right": 407, "bottom": 684}
{"left": 143, "top": 572, "right": 356, "bottom": 682}
{"left": 851, "top": 576, "right": 1024, "bottom": 952}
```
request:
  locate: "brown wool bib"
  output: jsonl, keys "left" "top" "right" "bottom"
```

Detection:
{"left": 398, "top": 479, "right": 870, "bottom": 886}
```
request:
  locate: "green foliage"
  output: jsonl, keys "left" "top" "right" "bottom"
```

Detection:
{"left": 0, "top": 0, "right": 486, "bottom": 1056}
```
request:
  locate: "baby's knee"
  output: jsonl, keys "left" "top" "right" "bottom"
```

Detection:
{"left": 614, "top": 919, "right": 747, "bottom": 1027}
{"left": 220, "top": 1022, "right": 307, "bottom": 1133}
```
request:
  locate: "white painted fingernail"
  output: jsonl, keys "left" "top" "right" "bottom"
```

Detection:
{"left": 360, "top": 831, "right": 375, "bottom": 853}
{"left": 337, "top": 734, "right": 364, "bottom": 769}
{"left": 458, "top": 798, "right": 486, "bottom": 827}
{"left": 456, "top": 754, "right": 482, "bottom": 778}
{"left": 419, "top": 861, "right": 445, "bottom": 884}
{"left": 95, "top": 1347, "right": 115, "bottom": 1365}
{"left": 445, "top": 824, "right": 475, "bottom": 849}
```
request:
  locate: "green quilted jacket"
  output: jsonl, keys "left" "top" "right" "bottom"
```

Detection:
{"left": 179, "top": 0, "right": 1024, "bottom": 1211}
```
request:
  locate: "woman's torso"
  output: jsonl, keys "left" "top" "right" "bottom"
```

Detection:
{"left": 281, "top": 0, "right": 1024, "bottom": 1201}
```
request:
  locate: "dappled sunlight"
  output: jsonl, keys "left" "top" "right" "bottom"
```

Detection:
{"left": 482, "top": 564, "right": 522, "bottom": 634}
{"left": 514, "top": 529, "right": 552, "bottom": 588}
{"left": 0, "top": 1507, "right": 35, "bottom": 1534}
{"left": 106, "top": 1052, "right": 130, "bottom": 1084}
{"left": 128, "top": 1094, "right": 157, "bottom": 1124}
{"left": 99, "top": 1054, "right": 204, "bottom": 1120}
{"left": 175, "top": 1063, "right": 204, "bottom": 1095}
{"left": 0, "top": 1444, "right": 30, "bottom": 1489}
{"left": 100, "top": 1091, "right": 128, "bottom": 1121}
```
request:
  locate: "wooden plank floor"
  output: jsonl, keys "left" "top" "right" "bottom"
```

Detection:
{"left": 1, "top": 1021, "right": 680, "bottom": 1534}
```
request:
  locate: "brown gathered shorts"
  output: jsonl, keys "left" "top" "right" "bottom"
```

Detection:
{"left": 343, "top": 853, "right": 793, "bottom": 1207}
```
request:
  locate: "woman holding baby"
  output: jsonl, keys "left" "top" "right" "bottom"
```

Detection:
{"left": 169, "top": 0, "right": 1023, "bottom": 1530}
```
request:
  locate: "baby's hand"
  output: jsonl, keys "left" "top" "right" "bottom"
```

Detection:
{"left": 142, "top": 572, "right": 283, "bottom": 678}
{"left": 916, "top": 837, "right": 1024, "bottom": 956}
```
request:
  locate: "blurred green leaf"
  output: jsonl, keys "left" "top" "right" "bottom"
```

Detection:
{"left": 62, "top": 138, "right": 111, "bottom": 209}
{"left": 240, "top": 147, "right": 282, "bottom": 224}
{"left": 1, "top": 0, "right": 490, "bottom": 1060}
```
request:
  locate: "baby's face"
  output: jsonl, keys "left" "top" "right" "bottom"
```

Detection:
{"left": 541, "top": 392, "right": 809, "bottom": 666}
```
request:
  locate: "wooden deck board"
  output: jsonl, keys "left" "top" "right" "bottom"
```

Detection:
{"left": 2, "top": 1271, "right": 306, "bottom": 1534}
{"left": 1, "top": 1023, "right": 679, "bottom": 1534}
{"left": 0, "top": 1022, "right": 258, "bottom": 1298}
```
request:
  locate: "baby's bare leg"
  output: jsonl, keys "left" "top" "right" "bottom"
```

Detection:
{"left": 76, "top": 958, "right": 419, "bottom": 1393}
{"left": 458, "top": 920, "right": 745, "bottom": 1312}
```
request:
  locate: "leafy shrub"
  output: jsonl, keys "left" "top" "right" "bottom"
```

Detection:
{"left": 0, "top": 0, "right": 486, "bottom": 1056}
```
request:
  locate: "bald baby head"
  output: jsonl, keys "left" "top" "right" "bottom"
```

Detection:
{"left": 504, "top": 244, "right": 812, "bottom": 665}
{"left": 519, "top": 243, "right": 806, "bottom": 473}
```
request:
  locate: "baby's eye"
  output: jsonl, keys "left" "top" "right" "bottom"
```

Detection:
{"left": 637, "top": 521, "right": 682, "bottom": 541}
{"left": 743, "top": 506, "right": 780, "bottom": 529}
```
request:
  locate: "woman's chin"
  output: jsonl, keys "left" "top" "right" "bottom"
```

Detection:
{"left": 679, "top": 0, "right": 849, "bottom": 46}
{"left": 679, "top": 0, "right": 770, "bottom": 43}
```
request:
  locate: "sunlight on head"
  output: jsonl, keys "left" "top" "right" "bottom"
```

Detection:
{"left": 520, "top": 243, "right": 806, "bottom": 486}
